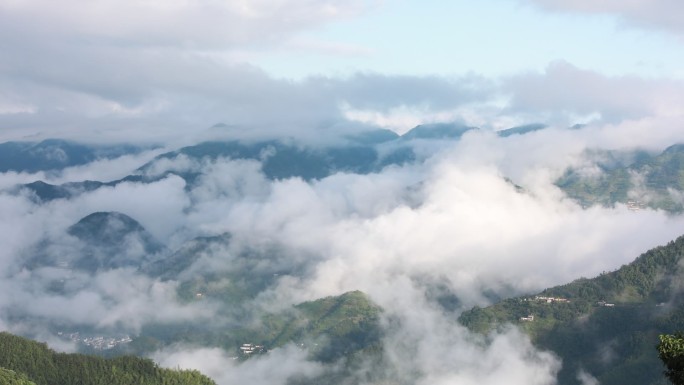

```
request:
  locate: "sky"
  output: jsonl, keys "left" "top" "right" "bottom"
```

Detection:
{"left": 3, "top": 1, "right": 684, "bottom": 385}
{"left": 1, "top": 0, "right": 684, "bottom": 140}
{"left": 255, "top": 0, "right": 684, "bottom": 79}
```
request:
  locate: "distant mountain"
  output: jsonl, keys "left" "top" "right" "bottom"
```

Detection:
{"left": 0, "top": 332, "right": 215, "bottom": 385}
{"left": 497, "top": 123, "right": 547, "bottom": 137}
{"left": 66, "top": 212, "right": 164, "bottom": 272}
{"left": 142, "top": 233, "right": 232, "bottom": 280}
{"left": 171, "top": 239, "right": 308, "bottom": 307}
{"left": 459, "top": 235, "right": 684, "bottom": 385}
{"left": 0, "top": 139, "right": 148, "bottom": 173}
{"left": 557, "top": 144, "right": 684, "bottom": 212}
{"left": 141, "top": 139, "right": 415, "bottom": 181}
{"left": 400, "top": 123, "right": 476, "bottom": 140}
{"left": 15, "top": 175, "right": 149, "bottom": 203}
{"left": 345, "top": 128, "right": 400, "bottom": 145}
{"left": 27, "top": 212, "right": 164, "bottom": 274}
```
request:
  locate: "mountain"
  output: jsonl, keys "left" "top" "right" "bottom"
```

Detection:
{"left": 0, "top": 332, "right": 215, "bottom": 385}
{"left": 400, "top": 122, "right": 476, "bottom": 140}
{"left": 0, "top": 139, "right": 148, "bottom": 173}
{"left": 497, "top": 123, "right": 547, "bottom": 137}
{"left": 459, "top": 234, "right": 684, "bottom": 385}
{"left": 141, "top": 139, "right": 415, "bottom": 182}
{"left": 66, "top": 212, "right": 164, "bottom": 272}
{"left": 345, "top": 128, "right": 400, "bottom": 145}
{"left": 16, "top": 176, "right": 148, "bottom": 203}
{"left": 26, "top": 212, "right": 164, "bottom": 274}
{"left": 142, "top": 233, "right": 232, "bottom": 280}
{"left": 556, "top": 144, "right": 684, "bottom": 212}
{"left": 250, "top": 290, "right": 383, "bottom": 362}
{"left": 133, "top": 290, "right": 383, "bottom": 364}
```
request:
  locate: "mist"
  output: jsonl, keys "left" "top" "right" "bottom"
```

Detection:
{"left": 2, "top": 1, "right": 684, "bottom": 384}
{"left": 2, "top": 121, "right": 684, "bottom": 384}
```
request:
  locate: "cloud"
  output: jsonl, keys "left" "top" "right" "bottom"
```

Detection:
{"left": 152, "top": 345, "right": 324, "bottom": 385}
{"left": 0, "top": 0, "right": 386, "bottom": 142}
{"left": 0, "top": 0, "right": 375, "bottom": 50}
{"left": 2, "top": 2, "right": 684, "bottom": 379}
{"left": 4, "top": 124, "right": 684, "bottom": 384}
{"left": 1, "top": 267, "right": 216, "bottom": 332}
{"left": 523, "top": 0, "right": 684, "bottom": 37}
{"left": 504, "top": 61, "right": 684, "bottom": 124}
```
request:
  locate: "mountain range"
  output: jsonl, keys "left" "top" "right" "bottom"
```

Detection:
{"left": 3, "top": 123, "right": 684, "bottom": 384}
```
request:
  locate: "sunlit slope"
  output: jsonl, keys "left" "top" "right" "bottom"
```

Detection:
{"left": 135, "top": 291, "right": 383, "bottom": 364}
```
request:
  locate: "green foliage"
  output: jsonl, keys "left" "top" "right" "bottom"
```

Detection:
{"left": 0, "top": 332, "right": 215, "bottom": 385}
{"left": 658, "top": 333, "right": 684, "bottom": 385}
{"left": 0, "top": 367, "right": 37, "bottom": 385}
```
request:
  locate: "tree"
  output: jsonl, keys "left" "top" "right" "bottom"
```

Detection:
{"left": 658, "top": 333, "right": 684, "bottom": 385}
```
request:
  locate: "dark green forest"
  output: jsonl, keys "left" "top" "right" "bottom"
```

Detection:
{"left": 460, "top": 234, "right": 684, "bottom": 385}
{"left": 0, "top": 332, "right": 215, "bottom": 385}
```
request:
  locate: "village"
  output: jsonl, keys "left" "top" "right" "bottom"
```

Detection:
{"left": 519, "top": 297, "right": 616, "bottom": 322}
{"left": 239, "top": 343, "right": 266, "bottom": 356}
{"left": 58, "top": 332, "right": 133, "bottom": 350}
{"left": 626, "top": 200, "right": 647, "bottom": 211}
{"left": 524, "top": 295, "right": 571, "bottom": 304}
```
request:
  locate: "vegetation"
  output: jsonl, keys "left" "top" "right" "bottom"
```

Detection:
{"left": 0, "top": 332, "right": 215, "bottom": 385}
{"left": 460, "top": 234, "right": 684, "bottom": 385}
{"left": 658, "top": 333, "right": 684, "bottom": 385}
{"left": 258, "top": 290, "right": 383, "bottom": 361}
{"left": 556, "top": 144, "right": 684, "bottom": 212}
{"left": 134, "top": 291, "right": 383, "bottom": 364}
{"left": 0, "top": 367, "right": 37, "bottom": 385}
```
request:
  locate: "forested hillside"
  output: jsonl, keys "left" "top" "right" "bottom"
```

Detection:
{"left": 557, "top": 144, "right": 684, "bottom": 212}
{"left": 0, "top": 332, "right": 215, "bottom": 385}
{"left": 134, "top": 290, "right": 383, "bottom": 363}
{"left": 460, "top": 234, "right": 684, "bottom": 385}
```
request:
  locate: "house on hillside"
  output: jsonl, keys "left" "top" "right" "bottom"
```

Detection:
{"left": 239, "top": 343, "right": 265, "bottom": 355}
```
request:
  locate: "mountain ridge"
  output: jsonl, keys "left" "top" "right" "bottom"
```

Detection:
{"left": 459, "top": 234, "right": 684, "bottom": 385}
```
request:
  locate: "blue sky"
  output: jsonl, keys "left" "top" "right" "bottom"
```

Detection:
{"left": 255, "top": 0, "right": 684, "bottom": 79}
{"left": 0, "top": 0, "right": 683, "bottom": 140}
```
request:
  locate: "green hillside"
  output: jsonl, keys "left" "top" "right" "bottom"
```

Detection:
{"left": 459, "top": 235, "right": 684, "bottom": 385}
{"left": 0, "top": 332, "right": 215, "bottom": 385}
{"left": 557, "top": 144, "right": 684, "bottom": 212}
{"left": 134, "top": 291, "right": 383, "bottom": 363}
{"left": 0, "top": 367, "right": 36, "bottom": 385}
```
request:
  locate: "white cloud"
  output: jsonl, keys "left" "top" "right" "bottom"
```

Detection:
{"left": 0, "top": 0, "right": 375, "bottom": 50}
{"left": 504, "top": 61, "right": 684, "bottom": 124}
{"left": 3, "top": 122, "right": 684, "bottom": 383}
{"left": 153, "top": 345, "right": 324, "bottom": 385}
{"left": 524, "top": 0, "right": 684, "bottom": 37}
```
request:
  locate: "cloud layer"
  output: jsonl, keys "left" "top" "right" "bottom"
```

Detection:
{"left": 3, "top": 124, "right": 684, "bottom": 384}
{"left": 1, "top": 1, "right": 684, "bottom": 384}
